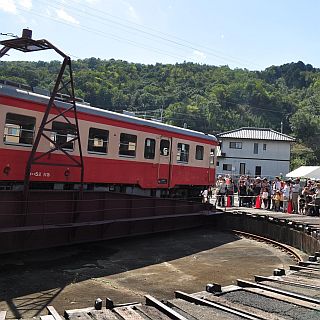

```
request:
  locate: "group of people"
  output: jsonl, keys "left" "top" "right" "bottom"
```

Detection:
{"left": 212, "top": 174, "right": 320, "bottom": 216}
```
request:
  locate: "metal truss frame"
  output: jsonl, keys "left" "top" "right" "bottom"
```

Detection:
{"left": 0, "top": 30, "right": 84, "bottom": 195}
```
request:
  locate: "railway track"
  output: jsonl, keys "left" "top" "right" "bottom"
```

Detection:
{"left": 232, "top": 229, "right": 304, "bottom": 263}
{"left": 1, "top": 217, "right": 319, "bottom": 320}
{"left": 4, "top": 239, "right": 316, "bottom": 320}
{"left": 31, "top": 250, "right": 319, "bottom": 320}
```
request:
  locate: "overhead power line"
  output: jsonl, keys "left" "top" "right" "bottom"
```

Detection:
{"left": 11, "top": 5, "right": 189, "bottom": 62}
{"left": 28, "top": 0, "right": 262, "bottom": 69}
{"left": 45, "top": 0, "right": 261, "bottom": 69}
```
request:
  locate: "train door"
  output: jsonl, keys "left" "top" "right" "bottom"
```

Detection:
{"left": 208, "top": 147, "right": 216, "bottom": 184}
{"left": 157, "top": 137, "right": 172, "bottom": 188}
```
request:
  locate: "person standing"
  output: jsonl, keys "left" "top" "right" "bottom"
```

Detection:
{"left": 216, "top": 177, "right": 226, "bottom": 207}
{"left": 238, "top": 180, "right": 247, "bottom": 207}
{"left": 291, "top": 178, "right": 301, "bottom": 214}
{"left": 314, "top": 182, "right": 320, "bottom": 216}
{"left": 253, "top": 177, "right": 262, "bottom": 208}
{"left": 274, "top": 190, "right": 281, "bottom": 212}
{"left": 271, "top": 176, "right": 282, "bottom": 211}
{"left": 261, "top": 187, "right": 269, "bottom": 209}
{"left": 281, "top": 181, "right": 291, "bottom": 212}
{"left": 226, "top": 178, "right": 235, "bottom": 206}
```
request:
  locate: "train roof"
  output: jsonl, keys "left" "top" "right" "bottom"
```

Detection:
{"left": 0, "top": 83, "right": 218, "bottom": 144}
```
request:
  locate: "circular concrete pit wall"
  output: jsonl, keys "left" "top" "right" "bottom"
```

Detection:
{"left": 211, "top": 211, "right": 320, "bottom": 255}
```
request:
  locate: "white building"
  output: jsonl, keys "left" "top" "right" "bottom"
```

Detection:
{"left": 216, "top": 127, "right": 295, "bottom": 179}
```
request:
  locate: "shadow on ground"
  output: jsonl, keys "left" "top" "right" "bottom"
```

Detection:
{"left": 0, "top": 226, "right": 296, "bottom": 319}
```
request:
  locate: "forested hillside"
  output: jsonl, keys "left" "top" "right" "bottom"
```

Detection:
{"left": 1, "top": 59, "right": 320, "bottom": 168}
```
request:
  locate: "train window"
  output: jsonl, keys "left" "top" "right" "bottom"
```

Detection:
{"left": 195, "top": 145, "right": 204, "bottom": 160}
{"left": 144, "top": 138, "right": 155, "bottom": 159}
{"left": 119, "top": 133, "right": 137, "bottom": 157}
{"left": 88, "top": 128, "right": 109, "bottom": 154}
{"left": 50, "top": 121, "right": 76, "bottom": 151}
{"left": 160, "top": 139, "right": 170, "bottom": 156}
{"left": 4, "top": 113, "right": 36, "bottom": 146}
{"left": 177, "top": 143, "right": 189, "bottom": 163}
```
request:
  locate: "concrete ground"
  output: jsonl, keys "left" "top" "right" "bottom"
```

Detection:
{"left": 0, "top": 227, "right": 306, "bottom": 319}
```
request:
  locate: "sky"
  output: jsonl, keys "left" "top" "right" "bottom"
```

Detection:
{"left": 1, "top": 0, "right": 320, "bottom": 71}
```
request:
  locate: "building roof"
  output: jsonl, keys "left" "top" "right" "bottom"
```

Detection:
{"left": 217, "top": 127, "right": 295, "bottom": 142}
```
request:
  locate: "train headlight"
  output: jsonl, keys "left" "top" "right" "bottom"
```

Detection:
{"left": 3, "top": 164, "right": 11, "bottom": 175}
{"left": 64, "top": 168, "right": 70, "bottom": 177}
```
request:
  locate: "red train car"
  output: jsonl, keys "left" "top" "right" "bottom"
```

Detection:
{"left": 0, "top": 81, "right": 218, "bottom": 197}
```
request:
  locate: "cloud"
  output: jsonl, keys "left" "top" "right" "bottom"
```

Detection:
{"left": 45, "top": 7, "right": 51, "bottom": 17}
{"left": 193, "top": 50, "right": 206, "bottom": 61}
{"left": 0, "top": 0, "right": 17, "bottom": 13}
{"left": 85, "top": 0, "right": 100, "bottom": 4}
{"left": 127, "top": 4, "right": 140, "bottom": 22}
{"left": 19, "top": 0, "right": 31, "bottom": 10}
{"left": 55, "top": 8, "right": 80, "bottom": 25}
{"left": 0, "top": 0, "right": 31, "bottom": 14}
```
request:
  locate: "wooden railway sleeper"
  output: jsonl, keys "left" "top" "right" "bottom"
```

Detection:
{"left": 145, "top": 295, "right": 188, "bottom": 320}
{"left": 237, "top": 279, "right": 320, "bottom": 304}
{"left": 174, "top": 290, "right": 267, "bottom": 320}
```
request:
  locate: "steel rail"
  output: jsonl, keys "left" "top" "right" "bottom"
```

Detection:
{"left": 237, "top": 279, "right": 320, "bottom": 304}
{"left": 299, "top": 261, "right": 320, "bottom": 268}
{"left": 232, "top": 229, "right": 304, "bottom": 262}
{"left": 290, "top": 265, "right": 320, "bottom": 272}
{"left": 254, "top": 275, "right": 320, "bottom": 290}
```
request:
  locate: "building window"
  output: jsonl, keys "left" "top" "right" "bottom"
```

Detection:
{"left": 144, "top": 138, "right": 155, "bottom": 159}
{"left": 263, "top": 143, "right": 267, "bottom": 151}
{"left": 51, "top": 121, "right": 76, "bottom": 150}
{"left": 88, "top": 128, "right": 109, "bottom": 154}
{"left": 255, "top": 166, "right": 261, "bottom": 176}
{"left": 223, "top": 164, "right": 232, "bottom": 171}
{"left": 229, "top": 141, "right": 242, "bottom": 149}
{"left": 240, "top": 163, "right": 246, "bottom": 175}
{"left": 210, "top": 148, "right": 215, "bottom": 164}
{"left": 160, "top": 139, "right": 170, "bottom": 156}
{"left": 253, "top": 143, "right": 259, "bottom": 154}
{"left": 4, "top": 113, "right": 36, "bottom": 146}
{"left": 195, "top": 145, "right": 204, "bottom": 160}
{"left": 177, "top": 143, "right": 189, "bottom": 162}
{"left": 216, "top": 161, "right": 219, "bottom": 166}
{"left": 119, "top": 133, "right": 137, "bottom": 157}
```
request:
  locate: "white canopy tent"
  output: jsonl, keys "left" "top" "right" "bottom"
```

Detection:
{"left": 286, "top": 166, "right": 320, "bottom": 179}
